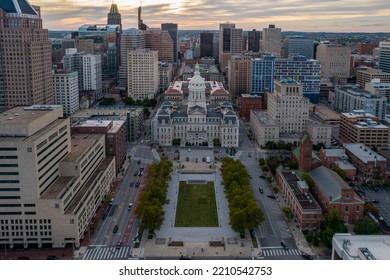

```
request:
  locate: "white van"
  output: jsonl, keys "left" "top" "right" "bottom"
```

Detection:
{"left": 128, "top": 203, "right": 133, "bottom": 211}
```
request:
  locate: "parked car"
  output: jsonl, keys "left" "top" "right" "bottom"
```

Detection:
{"left": 259, "top": 175, "right": 266, "bottom": 180}
{"left": 267, "top": 194, "right": 276, "bottom": 199}
{"left": 259, "top": 187, "right": 264, "bottom": 194}
{"left": 179, "top": 255, "right": 192, "bottom": 260}
{"left": 102, "top": 211, "right": 109, "bottom": 220}
{"left": 134, "top": 171, "right": 138, "bottom": 176}
{"left": 281, "top": 241, "right": 289, "bottom": 250}
{"left": 113, "top": 225, "right": 119, "bottom": 233}
{"left": 128, "top": 203, "right": 133, "bottom": 211}
{"left": 301, "top": 252, "right": 313, "bottom": 260}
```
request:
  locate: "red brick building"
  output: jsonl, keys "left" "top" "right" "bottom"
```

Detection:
{"left": 236, "top": 94, "right": 264, "bottom": 121}
{"left": 309, "top": 166, "right": 365, "bottom": 224}
{"left": 357, "top": 43, "right": 376, "bottom": 55}
{"left": 71, "top": 120, "right": 127, "bottom": 176}
{"left": 291, "top": 134, "right": 321, "bottom": 172}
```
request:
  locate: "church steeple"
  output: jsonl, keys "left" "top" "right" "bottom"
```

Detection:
{"left": 107, "top": 1, "right": 122, "bottom": 32}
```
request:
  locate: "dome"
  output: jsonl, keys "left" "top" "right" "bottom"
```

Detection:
{"left": 189, "top": 64, "right": 205, "bottom": 89}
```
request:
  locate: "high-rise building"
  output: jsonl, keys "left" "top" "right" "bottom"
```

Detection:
{"left": 316, "top": 44, "right": 351, "bottom": 84}
{"left": 77, "top": 24, "right": 120, "bottom": 78}
{"left": 334, "top": 86, "right": 387, "bottom": 120}
{"left": 52, "top": 70, "right": 79, "bottom": 116}
{"left": 219, "top": 23, "right": 243, "bottom": 71}
{"left": 0, "top": 105, "right": 116, "bottom": 249}
{"left": 118, "top": 28, "right": 145, "bottom": 88}
{"left": 200, "top": 32, "right": 214, "bottom": 58}
{"left": 250, "top": 55, "right": 275, "bottom": 96}
{"left": 228, "top": 54, "right": 252, "bottom": 101}
{"left": 63, "top": 50, "right": 102, "bottom": 99}
{"left": 379, "top": 40, "right": 390, "bottom": 73}
{"left": 248, "top": 29, "right": 260, "bottom": 52}
{"left": 145, "top": 29, "right": 174, "bottom": 62}
{"left": 283, "top": 36, "right": 314, "bottom": 59}
{"left": 161, "top": 23, "right": 178, "bottom": 63}
{"left": 274, "top": 55, "right": 321, "bottom": 103}
{"left": 127, "top": 49, "right": 159, "bottom": 100}
{"left": 0, "top": 1, "right": 53, "bottom": 111}
{"left": 267, "top": 79, "right": 310, "bottom": 134}
{"left": 138, "top": 6, "right": 148, "bottom": 30}
{"left": 356, "top": 67, "right": 390, "bottom": 88}
{"left": 262, "top": 24, "right": 281, "bottom": 57}
{"left": 107, "top": 2, "right": 122, "bottom": 32}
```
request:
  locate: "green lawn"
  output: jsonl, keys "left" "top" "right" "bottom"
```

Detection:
{"left": 175, "top": 181, "right": 218, "bottom": 227}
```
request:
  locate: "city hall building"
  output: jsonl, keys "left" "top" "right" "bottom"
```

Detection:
{"left": 151, "top": 65, "right": 239, "bottom": 147}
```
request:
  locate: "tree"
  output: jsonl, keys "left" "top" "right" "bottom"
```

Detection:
{"left": 320, "top": 209, "right": 348, "bottom": 248}
{"left": 143, "top": 108, "right": 150, "bottom": 119}
{"left": 353, "top": 217, "right": 380, "bottom": 235}
{"left": 300, "top": 172, "right": 315, "bottom": 190}
{"left": 99, "top": 97, "right": 114, "bottom": 105}
{"left": 213, "top": 138, "right": 221, "bottom": 146}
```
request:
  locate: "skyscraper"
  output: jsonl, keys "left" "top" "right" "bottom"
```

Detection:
{"left": 248, "top": 29, "right": 261, "bottom": 52}
{"left": 379, "top": 40, "right": 390, "bottom": 73}
{"left": 250, "top": 55, "right": 275, "bottom": 96}
{"left": 0, "top": 0, "right": 53, "bottom": 111}
{"left": 119, "top": 28, "right": 145, "bottom": 87}
{"left": 145, "top": 29, "right": 174, "bottom": 62}
{"left": 200, "top": 32, "right": 214, "bottom": 58}
{"left": 161, "top": 23, "right": 178, "bottom": 63}
{"left": 219, "top": 23, "right": 243, "bottom": 71}
{"left": 283, "top": 36, "right": 314, "bottom": 59}
{"left": 127, "top": 49, "right": 159, "bottom": 100}
{"left": 107, "top": 2, "right": 122, "bottom": 32}
{"left": 52, "top": 70, "right": 79, "bottom": 116}
{"left": 316, "top": 43, "right": 351, "bottom": 84}
{"left": 228, "top": 54, "right": 252, "bottom": 101}
{"left": 138, "top": 6, "right": 148, "bottom": 30}
{"left": 262, "top": 24, "right": 281, "bottom": 57}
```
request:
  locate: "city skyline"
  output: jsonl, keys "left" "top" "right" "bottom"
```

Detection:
{"left": 32, "top": 0, "right": 390, "bottom": 32}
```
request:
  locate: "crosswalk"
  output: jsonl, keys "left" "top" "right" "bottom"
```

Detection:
{"left": 261, "top": 248, "right": 301, "bottom": 257}
{"left": 83, "top": 246, "right": 131, "bottom": 260}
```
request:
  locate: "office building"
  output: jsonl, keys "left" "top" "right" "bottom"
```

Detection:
{"left": 161, "top": 23, "right": 178, "bottom": 63}
{"left": 262, "top": 24, "right": 281, "bottom": 57}
{"left": 159, "top": 62, "right": 174, "bottom": 93}
{"left": 267, "top": 79, "right": 310, "bottom": 134}
{"left": 250, "top": 56, "right": 275, "bottom": 96}
{"left": 339, "top": 111, "right": 389, "bottom": 150}
{"left": 0, "top": 105, "right": 116, "bottom": 249}
{"left": 356, "top": 67, "right": 390, "bottom": 88}
{"left": 200, "top": 32, "right": 214, "bottom": 58}
{"left": 219, "top": 23, "right": 243, "bottom": 71}
{"left": 343, "top": 143, "right": 387, "bottom": 181}
{"left": 247, "top": 29, "right": 260, "bottom": 52}
{"left": 378, "top": 40, "right": 390, "bottom": 73}
{"left": 71, "top": 120, "right": 126, "bottom": 176}
{"left": 52, "top": 70, "right": 79, "bottom": 116}
{"left": 357, "top": 43, "right": 376, "bottom": 55}
{"left": 152, "top": 64, "right": 239, "bottom": 147}
{"left": 283, "top": 37, "right": 314, "bottom": 59}
{"left": 145, "top": 29, "right": 174, "bottom": 62}
{"left": 237, "top": 95, "right": 263, "bottom": 121}
{"left": 127, "top": 49, "right": 159, "bottom": 100}
{"left": 306, "top": 113, "right": 332, "bottom": 147}
{"left": 310, "top": 166, "right": 364, "bottom": 224}
{"left": 274, "top": 55, "right": 321, "bottom": 103}
{"left": 118, "top": 28, "right": 145, "bottom": 88}
{"left": 228, "top": 54, "right": 252, "bottom": 102}
{"left": 316, "top": 44, "right": 351, "bottom": 84}
{"left": 334, "top": 86, "right": 387, "bottom": 120}
{"left": 250, "top": 110, "right": 280, "bottom": 146}
{"left": 77, "top": 24, "right": 120, "bottom": 78}
{"left": 107, "top": 2, "right": 122, "bottom": 31}
{"left": 0, "top": 1, "right": 53, "bottom": 111}
{"left": 365, "top": 79, "right": 390, "bottom": 105}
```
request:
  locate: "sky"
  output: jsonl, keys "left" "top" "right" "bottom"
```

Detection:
{"left": 31, "top": 0, "right": 390, "bottom": 32}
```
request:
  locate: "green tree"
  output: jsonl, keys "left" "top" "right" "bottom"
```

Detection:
{"left": 143, "top": 108, "right": 151, "bottom": 119}
{"left": 300, "top": 172, "right": 315, "bottom": 190}
{"left": 282, "top": 207, "right": 293, "bottom": 220}
{"left": 353, "top": 217, "right": 380, "bottom": 235}
{"left": 139, "top": 200, "right": 165, "bottom": 232}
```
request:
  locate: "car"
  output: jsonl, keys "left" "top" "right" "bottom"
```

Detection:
{"left": 137, "top": 159, "right": 141, "bottom": 164}
{"left": 370, "top": 199, "right": 379, "bottom": 203}
{"left": 281, "top": 241, "right": 289, "bottom": 250}
{"left": 248, "top": 153, "right": 251, "bottom": 157}
{"left": 140, "top": 167, "right": 144, "bottom": 171}
{"left": 116, "top": 241, "right": 122, "bottom": 249}
{"left": 378, "top": 216, "right": 384, "bottom": 222}
{"left": 186, "top": 157, "right": 189, "bottom": 162}
{"left": 301, "top": 252, "right": 313, "bottom": 260}
{"left": 109, "top": 198, "right": 114, "bottom": 206}
{"left": 267, "top": 194, "right": 276, "bottom": 199}
{"left": 259, "top": 175, "right": 266, "bottom": 180}
{"left": 113, "top": 225, "right": 119, "bottom": 233}
{"left": 46, "top": 255, "right": 58, "bottom": 260}
{"left": 188, "top": 148, "right": 191, "bottom": 152}
{"left": 128, "top": 203, "right": 133, "bottom": 211}
{"left": 179, "top": 255, "right": 192, "bottom": 260}
{"left": 102, "top": 211, "right": 109, "bottom": 220}
{"left": 258, "top": 187, "right": 263, "bottom": 194}
{"left": 134, "top": 171, "right": 138, "bottom": 176}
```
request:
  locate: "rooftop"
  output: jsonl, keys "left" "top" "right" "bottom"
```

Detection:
{"left": 322, "top": 149, "right": 348, "bottom": 159}
{"left": 333, "top": 234, "right": 390, "bottom": 260}
{"left": 334, "top": 160, "right": 357, "bottom": 171}
{"left": 251, "top": 110, "right": 278, "bottom": 126}
{"left": 310, "top": 166, "right": 350, "bottom": 201}
{"left": 343, "top": 143, "right": 386, "bottom": 164}
{"left": 63, "top": 134, "right": 104, "bottom": 162}
{"left": 0, "top": 0, "right": 38, "bottom": 17}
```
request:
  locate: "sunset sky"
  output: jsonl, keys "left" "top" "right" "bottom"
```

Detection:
{"left": 31, "top": 0, "right": 390, "bottom": 32}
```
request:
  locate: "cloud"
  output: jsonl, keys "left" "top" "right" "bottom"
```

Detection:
{"left": 29, "top": 0, "right": 390, "bottom": 32}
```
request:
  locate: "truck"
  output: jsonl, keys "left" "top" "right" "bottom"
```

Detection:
{"left": 206, "top": 156, "right": 211, "bottom": 163}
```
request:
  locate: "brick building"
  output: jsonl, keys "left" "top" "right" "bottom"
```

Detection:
{"left": 291, "top": 134, "right": 321, "bottom": 172}
{"left": 237, "top": 94, "right": 263, "bottom": 121}
{"left": 309, "top": 166, "right": 365, "bottom": 224}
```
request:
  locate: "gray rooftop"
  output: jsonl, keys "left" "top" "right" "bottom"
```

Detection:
{"left": 322, "top": 149, "right": 348, "bottom": 159}
{"left": 0, "top": 0, "right": 38, "bottom": 16}
{"left": 310, "top": 166, "right": 350, "bottom": 201}
{"left": 343, "top": 143, "right": 386, "bottom": 164}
